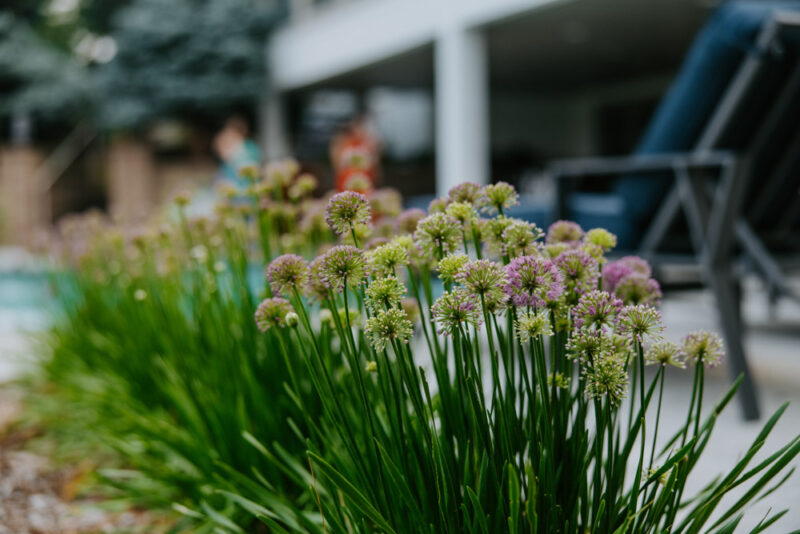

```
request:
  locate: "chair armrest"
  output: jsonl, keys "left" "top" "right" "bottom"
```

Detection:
{"left": 547, "top": 150, "right": 735, "bottom": 179}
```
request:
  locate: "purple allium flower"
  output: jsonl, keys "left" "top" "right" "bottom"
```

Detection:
{"left": 448, "top": 182, "right": 482, "bottom": 205}
{"left": 428, "top": 197, "right": 451, "bottom": 214}
{"left": 365, "top": 308, "right": 414, "bottom": 352}
{"left": 477, "top": 181, "right": 519, "bottom": 214}
{"left": 414, "top": 213, "right": 463, "bottom": 259}
{"left": 325, "top": 191, "right": 371, "bottom": 236}
{"left": 554, "top": 249, "right": 600, "bottom": 304}
{"left": 602, "top": 256, "right": 652, "bottom": 291}
{"left": 431, "top": 287, "right": 483, "bottom": 335}
{"left": 317, "top": 245, "right": 367, "bottom": 292}
{"left": 365, "top": 275, "right": 406, "bottom": 312}
{"left": 266, "top": 254, "right": 309, "bottom": 296}
{"left": 584, "top": 354, "right": 628, "bottom": 405}
{"left": 574, "top": 290, "right": 623, "bottom": 331}
{"left": 255, "top": 297, "right": 292, "bottom": 332}
{"left": 457, "top": 259, "right": 509, "bottom": 312}
{"left": 395, "top": 208, "right": 427, "bottom": 234}
{"left": 547, "top": 220, "right": 584, "bottom": 244}
{"left": 613, "top": 274, "right": 662, "bottom": 306}
{"left": 682, "top": 331, "right": 724, "bottom": 367}
{"left": 617, "top": 304, "right": 663, "bottom": 342}
{"left": 645, "top": 340, "right": 684, "bottom": 368}
{"left": 504, "top": 255, "right": 564, "bottom": 308}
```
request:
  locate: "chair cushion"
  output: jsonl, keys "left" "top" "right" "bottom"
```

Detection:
{"left": 611, "top": 1, "right": 799, "bottom": 223}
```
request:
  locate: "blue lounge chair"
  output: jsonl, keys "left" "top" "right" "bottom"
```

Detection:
{"left": 549, "top": 1, "right": 800, "bottom": 419}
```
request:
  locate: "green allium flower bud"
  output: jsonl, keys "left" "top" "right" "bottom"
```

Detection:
{"left": 285, "top": 312, "right": 300, "bottom": 329}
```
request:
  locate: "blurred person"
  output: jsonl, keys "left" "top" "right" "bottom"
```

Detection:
{"left": 330, "top": 115, "right": 380, "bottom": 192}
{"left": 213, "top": 115, "right": 261, "bottom": 191}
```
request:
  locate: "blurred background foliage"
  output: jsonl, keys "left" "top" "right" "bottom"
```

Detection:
{"left": 0, "top": 0, "right": 285, "bottom": 136}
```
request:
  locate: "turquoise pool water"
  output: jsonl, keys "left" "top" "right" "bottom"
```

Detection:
{"left": 0, "top": 272, "right": 51, "bottom": 332}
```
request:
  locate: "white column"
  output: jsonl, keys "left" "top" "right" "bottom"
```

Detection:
{"left": 435, "top": 26, "right": 489, "bottom": 196}
{"left": 261, "top": 89, "right": 290, "bottom": 161}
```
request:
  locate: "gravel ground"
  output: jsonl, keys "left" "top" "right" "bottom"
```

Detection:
{"left": 0, "top": 387, "right": 165, "bottom": 533}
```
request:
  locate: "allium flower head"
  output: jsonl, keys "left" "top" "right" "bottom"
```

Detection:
{"left": 337, "top": 307, "right": 362, "bottom": 327}
{"left": 255, "top": 297, "right": 292, "bottom": 332}
{"left": 446, "top": 201, "right": 478, "bottom": 226}
{"left": 325, "top": 191, "right": 371, "bottom": 236}
{"left": 618, "top": 304, "right": 663, "bottom": 342}
{"left": 365, "top": 237, "right": 390, "bottom": 250}
{"left": 431, "top": 287, "right": 483, "bottom": 335}
{"left": 365, "top": 309, "right": 414, "bottom": 352}
{"left": 502, "top": 220, "right": 543, "bottom": 257}
{"left": 448, "top": 182, "right": 482, "bottom": 205}
{"left": 478, "top": 181, "right": 519, "bottom": 214}
{"left": 584, "top": 228, "right": 617, "bottom": 252}
{"left": 554, "top": 249, "right": 601, "bottom": 304}
{"left": 306, "top": 256, "right": 330, "bottom": 301}
{"left": 368, "top": 188, "right": 402, "bottom": 218}
{"left": 504, "top": 255, "right": 564, "bottom": 308}
{"left": 547, "top": 220, "right": 584, "bottom": 244}
{"left": 428, "top": 197, "right": 451, "bottom": 214}
{"left": 544, "top": 242, "right": 571, "bottom": 259}
{"left": 682, "top": 331, "right": 724, "bottom": 367}
{"left": 395, "top": 208, "right": 427, "bottom": 234}
{"left": 645, "top": 340, "right": 684, "bottom": 368}
{"left": 437, "top": 253, "right": 469, "bottom": 285}
{"left": 580, "top": 242, "right": 605, "bottom": 262}
{"left": 574, "top": 290, "right": 623, "bottom": 331}
{"left": 266, "top": 254, "right": 309, "bottom": 295}
{"left": 288, "top": 173, "right": 318, "bottom": 201}
{"left": 479, "top": 216, "right": 514, "bottom": 255}
{"left": 585, "top": 354, "right": 628, "bottom": 405}
{"left": 365, "top": 276, "right": 406, "bottom": 311}
{"left": 613, "top": 274, "right": 662, "bottom": 306}
{"left": 264, "top": 159, "right": 299, "bottom": 188}
{"left": 367, "top": 242, "right": 409, "bottom": 277}
{"left": 414, "top": 213, "right": 463, "bottom": 259}
{"left": 602, "top": 256, "right": 652, "bottom": 291}
{"left": 515, "top": 309, "right": 553, "bottom": 343}
{"left": 342, "top": 172, "right": 372, "bottom": 193}
{"left": 548, "top": 372, "right": 569, "bottom": 390}
{"left": 317, "top": 245, "right": 367, "bottom": 292}
{"left": 457, "top": 259, "right": 508, "bottom": 311}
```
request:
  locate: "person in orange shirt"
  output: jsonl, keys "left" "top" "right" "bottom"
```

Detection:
{"left": 330, "top": 116, "right": 380, "bottom": 193}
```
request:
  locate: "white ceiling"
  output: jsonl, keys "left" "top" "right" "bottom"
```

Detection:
{"left": 295, "top": 0, "right": 715, "bottom": 92}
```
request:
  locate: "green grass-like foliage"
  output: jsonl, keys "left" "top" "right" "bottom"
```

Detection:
{"left": 39, "top": 169, "right": 799, "bottom": 533}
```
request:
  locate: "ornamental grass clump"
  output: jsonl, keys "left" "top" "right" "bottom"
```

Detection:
{"left": 36, "top": 161, "right": 410, "bottom": 530}
{"left": 37, "top": 170, "right": 800, "bottom": 533}
{"left": 238, "top": 181, "right": 800, "bottom": 534}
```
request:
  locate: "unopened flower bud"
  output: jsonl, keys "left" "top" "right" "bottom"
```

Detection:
{"left": 285, "top": 312, "right": 300, "bottom": 328}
